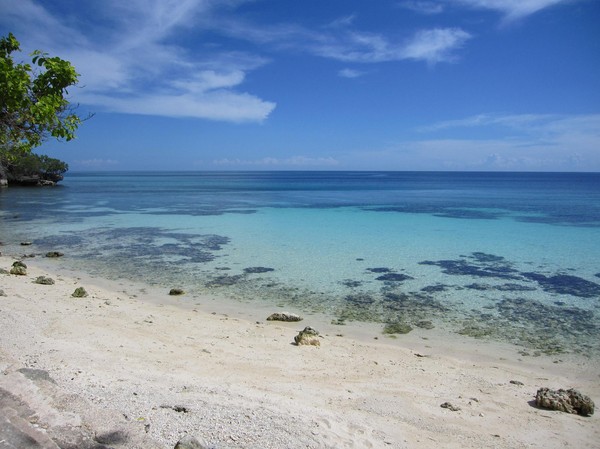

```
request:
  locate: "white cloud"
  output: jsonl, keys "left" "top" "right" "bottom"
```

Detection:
{"left": 310, "top": 28, "right": 471, "bottom": 64}
{"left": 423, "top": 113, "right": 600, "bottom": 138}
{"left": 79, "top": 91, "right": 275, "bottom": 122}
{"left": 74, "top": 158, "right": 120, "bottom": 168}
{"left": 205, "top": 10, "right": 471, "bottom": 65}
{"left": 402, "top": 28, "right": 472, "bottom": 64}
{"left": 399, "top": 1, "right": 445, "bottom": 15}
{"left": 451, "top": 0, "right": 570, "bottom": 21}
{"left": 393, "top": 113, "right": 600, "bottom": 171}
{"left": 0, "top": 0, "right": 276, "bottom": 123}
{"left": 338, "top": 68, "right": 365, "bottom": 78}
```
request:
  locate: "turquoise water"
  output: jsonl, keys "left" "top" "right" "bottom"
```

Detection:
{"left": 2, "top": 171, "right": 600, "bottom": 355}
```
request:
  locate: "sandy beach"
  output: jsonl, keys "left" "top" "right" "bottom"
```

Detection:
{"left": 1, "top": 253, "right": 598, "bottom": 449}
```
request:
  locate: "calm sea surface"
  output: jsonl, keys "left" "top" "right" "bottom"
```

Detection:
{"left": 2, "top": 171, "right": 600, "bottom": 355}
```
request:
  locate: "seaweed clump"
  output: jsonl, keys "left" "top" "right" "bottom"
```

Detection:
{"left": 383, "top": 322, "right": 413, "bottom": 335}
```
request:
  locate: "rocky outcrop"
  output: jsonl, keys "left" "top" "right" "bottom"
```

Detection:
{"left": 267, "top": 312, "right": 303, "bottom": 322}
{"left": 72, "top": 287, "right": 88, "bottom": 298}
{"left": 34, "top": 276, "right": 55, "bottom": 285}
{"left": 45, "top": 251, "right": 64, "bottom": 258}
{"left": 294, "top": 327, "right": 321, "bottom": 346}
{"left": 10, "top": 261, "right": 27, "bottom": 276}
{"left": 535, "top": 388, "right": 594, "bottom": 416}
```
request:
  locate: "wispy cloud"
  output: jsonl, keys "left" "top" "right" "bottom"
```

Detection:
{"left": 338, "top": 68, "right": 365, "bottom": 79}
{"left": 402, "top": 28, "right": 472, "bottom": 64}
{"left": 212, "top": 156, "right": 340, "bottom": 168}
{"left": 309, "top": 28, "right": 471, "bottom": 64}
{"left": 399, "top": 1, "right": 445, "bottom": 15}
{"left": 74, "top": 158, "right": 121, "bottom": 169}
{"left": 0, "top": 0, "right": 276, "bottom": 122}
{"left": 210, "top": 12, "right": 471, "bottom": 65}
{"left": 450, "top": 0, "right": 570, "bottom": 22}
{"left": 397, "top": 113, "right": 600, "bottom": 170}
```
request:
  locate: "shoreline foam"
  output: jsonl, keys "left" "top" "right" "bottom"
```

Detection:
{"left": 1, "top": 254, "right": 598, "bottom": 448}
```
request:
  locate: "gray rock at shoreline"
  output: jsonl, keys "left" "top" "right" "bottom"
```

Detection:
{"left": 45, "top": 251, "right": 64, "bottom": 258}
{"left": 294, "top": 327, "right": 321, "bottom": 346}
{"left": 535, "top": 387, "right": 594, "bottom": 416}
{"left": 267, "top": 312, "right": 303, "bottom": 322}
{"left": 169, "top": 288, "right": 185, "bottom": 296}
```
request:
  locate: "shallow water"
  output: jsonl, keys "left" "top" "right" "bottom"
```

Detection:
{"left": 2, "top": 171, "right": 599, "bottom": 356}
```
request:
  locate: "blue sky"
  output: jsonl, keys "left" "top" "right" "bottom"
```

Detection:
{"left": 1, "top": 0, "right": 599, "bottom": 171}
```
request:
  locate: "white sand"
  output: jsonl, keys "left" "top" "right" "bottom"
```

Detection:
{"left": 0, "top": 254, "right": 598, "bottom": 448}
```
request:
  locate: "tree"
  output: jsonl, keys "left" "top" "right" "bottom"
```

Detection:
{"left": 7, "top": 153, "right": 68, "bottom": 184}
{"left": 1, "top": 32, "right": 85, "bottom": 185}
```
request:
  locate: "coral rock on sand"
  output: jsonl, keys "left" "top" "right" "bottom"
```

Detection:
{"left": 267, "top": 312, "right": 303, "bottom": 322}
{"left": 294, "top": 327, "right": 321, "bottom": 346}
{"left": 174, "top": 435, "right": 210, "bottom": 449}
{"left": 34, "top": 276, "right": 55, "bottom": 285}
{"left": 72, "top": 287, "right": 89, "bottom": 298}
{"left": 535, "top": 388, "right": 595, "bottom": 416}
{"left": 10, "top": 261, "right": 27, "bottom": 276}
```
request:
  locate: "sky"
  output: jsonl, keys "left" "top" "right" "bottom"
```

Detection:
{"left": 1, "top": 0, "right": 599, "bottom": 171}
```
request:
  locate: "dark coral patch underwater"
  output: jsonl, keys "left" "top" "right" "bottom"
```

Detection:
{"left": 521, "top": 273, "right": 600, "bottom": 299}
{"left": 420, "top": 252, "right": 600, "bottom": 299}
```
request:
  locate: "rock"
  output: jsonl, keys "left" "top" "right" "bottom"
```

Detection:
{"left": 72, "top": 287, "right": 88, "bottom": 298}
{"left": 174, "top": 435, "right": 210, "bottom": 449}
{"left": 535, "top": 388, "right": 594, "bottom": 416}
{"left": 34, "top": 276, "right": 55, "bottom": 285}
{"left": 10, "top": 266, "right": 28, "bottom": 275}
{"left": 45, "top": 251, "right": 64, "bottom": 258}
{"left": 267, "top": 312, "right": 303, "bottom": 322}
{"left": 0, "top": 289, "right": 6, "bottom": 296}
{"left": 294, "top": 326, "right": 321, "bottom": 346}
{"left": 169, "top": 288, "right": 185, "bottom": 296}
{"left": 440, "top": 402, "right": 461, "bottom": 411}
{"left": 10, "top": 261, "right": 27, "bottom": 276}
{"left": 94, "top": 429, "right": 129, "bottom": 445}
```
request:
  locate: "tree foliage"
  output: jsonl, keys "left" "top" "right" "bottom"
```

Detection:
{"left": 0, "top": 32, "right": 82, "bottom": 161}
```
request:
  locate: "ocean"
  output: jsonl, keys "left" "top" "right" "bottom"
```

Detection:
{"left": 2, "top": 171, "right": 600, "bottom": 356}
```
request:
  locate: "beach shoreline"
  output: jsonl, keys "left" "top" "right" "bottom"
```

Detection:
{"left": 1, "top": 252, "right": 598, "bottom": 448}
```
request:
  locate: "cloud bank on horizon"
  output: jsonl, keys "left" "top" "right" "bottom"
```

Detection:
{"left": 0, "top": 0, "right": 598, "bottom": 171}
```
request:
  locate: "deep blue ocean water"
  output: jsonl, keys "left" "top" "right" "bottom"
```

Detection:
{"left": 2, "top": 171, "right": 600, "bottom": 355}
